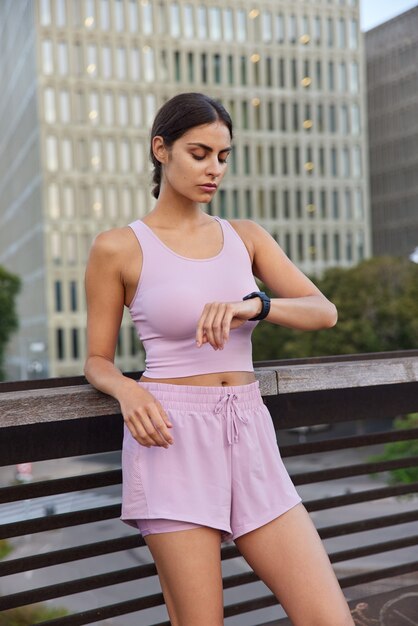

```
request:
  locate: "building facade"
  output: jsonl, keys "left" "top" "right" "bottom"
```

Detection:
{"left": 0, "top": 0, "right": 370, "bottom": 380}
{"left": 366, "top": 6, "right": 418, "bottom": 258}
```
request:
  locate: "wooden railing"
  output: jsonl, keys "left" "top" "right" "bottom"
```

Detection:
{"left": 0, "top": 351, "right": 417, "bottom": 625}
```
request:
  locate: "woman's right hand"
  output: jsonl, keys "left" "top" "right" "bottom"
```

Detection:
{"left": 119, "top": 383, "right": 174, "bottom": 448}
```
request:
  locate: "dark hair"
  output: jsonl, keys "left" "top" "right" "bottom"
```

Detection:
{"left": 149, "top": 92, "right": 233, "bottom": 199}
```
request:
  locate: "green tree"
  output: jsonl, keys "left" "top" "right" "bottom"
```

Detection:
{"left": 0, "top": 266, "right": 21, "bottom": 380}
{"left": 252, "top": 256, "right": 418, "bottom": 361}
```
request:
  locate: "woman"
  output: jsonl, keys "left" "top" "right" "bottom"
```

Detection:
{"left": 84, "top": 93, "right": 354, "bottom": 626}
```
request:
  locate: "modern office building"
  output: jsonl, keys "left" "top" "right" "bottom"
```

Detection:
{"left": 0, "top": 0, "right": 370, "bottom": 380}
{"left": 366, "top": 6, "right": 418, "bottom": 258}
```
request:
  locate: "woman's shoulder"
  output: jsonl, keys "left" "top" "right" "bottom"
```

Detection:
{"left": 224, "top": 218, "right": 270, "bottom": 257}
{"left": 90, "top": 226, "right": 140, "bottom": 262}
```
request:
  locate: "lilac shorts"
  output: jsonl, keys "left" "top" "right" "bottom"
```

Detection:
{"left": 120, "top": 380, "right": 302, "bottom": 542}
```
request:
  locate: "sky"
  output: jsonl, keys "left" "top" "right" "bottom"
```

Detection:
{"left": 360, "top": 0, "right": 418, "bottom": 31}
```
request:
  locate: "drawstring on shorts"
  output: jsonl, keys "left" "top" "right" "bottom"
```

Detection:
{"left": 215, "top": 392, "right": 249, "bottom": 445}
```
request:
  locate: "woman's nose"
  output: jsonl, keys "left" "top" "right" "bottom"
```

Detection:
{"left": 206, "top": 157, "right": 222, "bottom": 177}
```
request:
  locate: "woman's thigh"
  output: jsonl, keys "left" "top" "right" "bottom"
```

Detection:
{"left": 145, "top": 525, "right": 224, "bottom": 626}
{"left": 234, "top": 503, "right": 354, "bottom": 626}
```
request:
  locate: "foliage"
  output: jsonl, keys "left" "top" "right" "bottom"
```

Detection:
{"left": 0, "top": 266, "right": 21, "bottom": 380}
{"left": 0, "top": 539, "right": 13, "bottom": 560}
{"left": 0, "top": 604, "right": 69, "bottom": 625}
{"left": 368, "top": 413, "right": 418, "bottom": 485}
{"left": 252, "top": 256, "right": 418, "bottom": 361}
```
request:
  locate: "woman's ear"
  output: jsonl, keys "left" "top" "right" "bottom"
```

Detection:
{"left": 152, "top": 136, "right": 168, "bottom": 164}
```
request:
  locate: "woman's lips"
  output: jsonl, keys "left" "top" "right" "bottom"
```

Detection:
{"left": 199, "top": 184, "right": 217, "bottom": 192}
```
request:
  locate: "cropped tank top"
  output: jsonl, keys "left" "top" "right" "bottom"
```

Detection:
{"left": 128, "top": 216, "right": 260, "bottom": 378}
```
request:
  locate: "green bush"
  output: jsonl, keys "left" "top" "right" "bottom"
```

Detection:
{"left": 368, "top": 413, "right": 418, "bottom": 485}
{"left": 0, "top": 603, "right": 69, "bottom": 625}
{"left": 0, "top": 539, "right": 13, "bottom": 560}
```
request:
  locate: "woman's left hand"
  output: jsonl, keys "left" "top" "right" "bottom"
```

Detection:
{"left": 195, "top": 299, "right": 261, "bottom": 350}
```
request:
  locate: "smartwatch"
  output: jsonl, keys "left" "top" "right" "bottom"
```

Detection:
{"left": 243, "top": 291, "right": 271, "bottom": 321}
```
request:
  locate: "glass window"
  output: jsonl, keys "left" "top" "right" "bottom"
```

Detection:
{"left": 354, "top": 190, "right": 364, "bottom": 220}
{"left": 91, "top": 139, "right": 101, "bottom": 171}
{"left": 62, "top": 138, "right": 72, "bottom": 171}
{"left": 105, "top": 139, "right": 115, "bottom": 172}
{"left": 338, "top": 62, "right": 347, "bottom": 91}
{"left": 104, "top": 91, "right": 114, "bottom": 126}
{"left": 345, "top": 189, "right": 352, "bottom": 219}
{"left": 342, "top": 147, "right": 350, "bottom": 177}
{"left": 331, "top": 147, "right": 337, "bottom": 176}
{"left": 201, "top": 52, "right": 207, "bottom": 82}
{"left": 223, "top": 8, "right": 233, "bottom": 41}
{"left": 86, "top": 44, "right": 97, "bottom": 77}
{"left": 242, "top": 101, "right": 249, "bottom": 129}
{"left": 85, "top": 0, "right": 95, "bottom": 27}
{"left": 48, "top": 184, "right": 60, "bottom": 219}
{"left": 118, "top": 93, "right": 128, "bottom": 126}
{"left": 240, "top": 56, "right": 247, "bottom": 85}
{"left": 353, "top": 145, "right": 361, "bottom": 177}
{"left": 157, "top": 1, "right": 166, "bottom": 34}
{"left": 100, "top": 0, "right": 110, "bottom": 30}
{"left": 57, "top": 41, "right": 68, "bottom": 75}
{"left": 174, "top": 51, "right": 181, "bottom": 82}
{"left": 269, "top": 145, "right": 276, "bottom": 174}
{"left": 102, "top": 45, "right": 112, "bottom": 78}
{"left": 46, "top": 135, "right": 58, "bottom": 171}
{"left": 289, "top": 14, "right": 297, "bottom": 42}
{"left": 122, "top": 187, "right": 132, "bottom": 218}
{"left": 334, "top": 233, "right": 341, "bottom": 261}
{"left": 266, "top": 57, "right": 273, "bottom": 87}
{"left": 314, "top": 16, "right": 321, "bottom": 43}
{"left": 297, "top": 232, "right": 304, "bottom": 261}
{"left": 227, "top": 54, "right": 233, "bottom": 84}
{"left": 115, "top": 0, "right": 124, "bottom": 31}
{"left": 329, "top": 104, "right": 336, "bottom": 132}
{"left": 213, "top": 54, "right": 222, "bottom": 84}
{"left": 56, "top": 0, "right": 66, "bottom": 26}
{"left": 40, "top": 0, "right": 51, "bottom": 26}
{"left": 276, "top": 14, "right": 284, "bottom": 43}
{"left": 340, "top": 104, "right": 349, "bottom": 134}
{"left": 56, "top": 328, "right": 65, "bottom": 360}
{"left": 328, "top": 61, "right": 334, "bottom": 90}
{"left": 54, "top": 280, "right": 63, "bottom": 312}
{"left": 108, "top": 185, "right": 118, "bottom": 219}
{"left": 332, "top": 190, "right": 339, "bottom": 219}
{"left": 338, "top": 18, "right": 346, "bottom": 48}
{"left": 351, "top": 104, "right": 360, "bottom": 134}
{"left": 350, "top": 19, "right": 358, "bottom": 49}
{"left": 116, "top": 47, "right": 126, "bottom": 80}
{"left": 350, "top": 62, "right": 359, "bottom": 93}
{"left": 60, "top": 89, "right": 70, "bottom": 123}
{"left": 262, "top": 11, "right": 272, "bottom": 42}
{"left": 71, "top": 329, "right": 79, "bottom": 359}
{"left": 134, "top": 141, "right": 144, "bottom": 172}
{"left": 243, "top": 145, "right": 250, "bottom": 174}
{"left": 209, "top": 7, "right": 221, "bottom": 41}
{"left": 63, "top": 185, "right": 74, "bottom": 217}
{"left": 144, "top": 46, "right": 154, "bottom": 82}
{"left": 282, "top": 146, "right": 288, "bottom": 175}
{"left": 327, "top": 17, "right": 334, "bottom": 47}
{"left": 70, "top": 281, "right": 78, "bottom": 311}
{"left": 120, "top": 139, "right": 130, "bottom": 172}
{"left": 130, "top": 47, "right": 140, "bottom": 80}
{"left": 132, "top": 94, "right": 142, "bottom": 127}
{"left": 237, "top": 9, "right": 246, "bottom": 42}
{"left": 170, "top": 2, "right": 180, "bottom": 37}
{"left": 146, "top": 94, "right": 156, "bottom": 125}
{"left": 197, "top": 6, "right": 207, "bottom": 39}
{"left": 42, "top": 40, "right": 54, "bottom": 74}
{"left": 44, "top": 88, "right": 56, "bottom": 123}
{"left": 142, "top": 0, "right": 153, "bottom": 34}
{"left": 67, "top": 233, "right": 78, "bottom": 265}
{"left": 322, "top": 232, "right": 329, "bottom": 261}
{"left": 184, "top": 4, "right": 194, "bottom": 38}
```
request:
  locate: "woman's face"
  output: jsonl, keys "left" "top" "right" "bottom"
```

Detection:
{"left": 156, "top": 121, "right": 232, "bottom": 203}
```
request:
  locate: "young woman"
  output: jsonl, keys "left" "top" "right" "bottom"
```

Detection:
{"left": 84, "top": 93, "right": 354, "bottom": 626}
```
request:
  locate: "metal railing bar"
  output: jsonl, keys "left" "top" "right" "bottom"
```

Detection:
{"left": 280, "top": 428, "right": 418, "bottom": 457}
{"left": 329, "top": 534, "right": 418, "bottom": 563}
{"left": 0, "top": 504, "right": 120, "bottom": 539}
{"left": 25, "top": 593, "right": 165, "bottom": 626}
{"left": 305, "top": 482, "right": 418, "bottom": 511}
{"left": 0, "top": 534, "right": 144, "bottom": 576}
{"left": 339, "top": 560, "right": 418, "bottom": 588}
{"left": 317, "top": 510, "right": 418, "bottom": 539}
{"left": 0, "top": 563, "right": 161, "bottom": 612}
{"left": 292, "top": 457, "right": 418, "bottom": 485}
{"left": 0, "top": 469, "right": 122, "bottom": 504}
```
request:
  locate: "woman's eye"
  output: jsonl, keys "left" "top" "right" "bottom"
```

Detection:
{"left": 219, "top": 158, "right": 228, "bottom": 164}
{"left": 192, "top": 154, "right": 205, "bottom": 161}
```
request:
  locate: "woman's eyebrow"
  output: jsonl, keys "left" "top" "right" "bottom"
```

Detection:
{"left": 186, "top": 142, "right": 232, "bottom": 154}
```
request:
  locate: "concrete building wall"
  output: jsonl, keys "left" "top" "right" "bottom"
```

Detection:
{"left": 0, "top": 0, "right": 370, "bottom": 380}
{"left": 0, "top": 0, "right": 47, "bottom": 380}
{"left": 366, "top": 6, "right": 418, "bottom": 258}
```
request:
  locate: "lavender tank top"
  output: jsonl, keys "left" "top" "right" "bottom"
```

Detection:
{"left": 128, "top": 216, "right": 260, "bottom": 378}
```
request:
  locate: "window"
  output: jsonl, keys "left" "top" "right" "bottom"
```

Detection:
{"left": 48, "top": 184, "right": 60, "bottom": 218}
{"left": 223, "top": 8, "right": 233, "bottom": 41}
{"left": 40, "top": 0, "right": 51, "bottom": 26}
{"left": 44, "top": 88, "right": 56, "bottom": 123}
{"left": 104, "top": 91, "right": 114, "bottom": 125}
{"left": 46, "top": 135, "right": 58, "bottom": 171}
{"left": 71, "top": 328, "right": 79, "bottom": 359}
{"left": 102, "top": 45, "right": 112, "bottom": 79}
{"left": 130, "top": 47, "right": 140, "bottom": 80}
{"left": 144, "top": 47, "right": 154, "bottom": 82}
{"left": 170, "top": 2, "right": 180, "bottom": 37}
{"left": 60, "top": 89, "right": 70, "bottom": 123}
{"left": 54, "top": 281, "right": 63, "bottom": 312}
{"left": 92, "top": 187, "right": 103, "bottom": 218}
{"left": 350, "top": 62, "right": 359, "bottom": 93}
{"left": 62, "top": 138, "right": 72, "bottom": 171}
{"left": 327, "top": 17, "right": 334, "bottom": 47}
{"left": 289, "top": 14, "right": 297, "bottom": 42}
{"left": 351, "top": 104, "right": 360, "bottom": 134}
{"left": 116, "top": 47, "right": 126, "bottom": 80}
{"left": 243, "top": 145, "right": 250, "bottom": 174}
{"left": 120, "top": 139, "right": 130, "bottom": 172}
{"left": 67, "top": 233, "right": 78, "bottom": 265}
{"left": 115, "top": 0, "right": 124, "bottom": 31}
{"left": 328, "top": 61, "right": 334, "bottom": 90}
{"left": 70, "top": 281, "right": 78, "bottom": 311}
{"left": 276, "top": 14, "right": 284, "bottom": 43}
{"left": 105, "top": 139, "right": 115, "bottom": 172}
{"left": 209, "top": 7, "right": 221, "bottom": 40}
{"left": 100, "top": 0, "right": 110, "bottom": 30}
{"left": 86, "top": 44, "right": 97, "bottom": 77}
{"left": 338, "top": 62, "right": 347, "bottom": 92}
{"left": 57, "top": 42, "right": 68, "bottom": 75}
{"left": 184, "top": 4, "right": 194, "bottom": 38}
{"left": 342, "top": 147, "right": 350, "bottom": 177}
{"left": 349, "top": 19, "right": 358, "bottom": 49}
{"left": 329, "top": 105, "right": 336, "bottom": 132}
{"left": 118, "top": 93, "right": 128, "bottom": 126}
{"left": 262, "top": 11, "right": 272, "bottom": 42}
{"left": 142, "top": 0, "right": 153, "bottom": 34}
{"left": 240, "top": 56, "right": 247, "bottom": 85}
{"left": 338, "top": 18, "right": 346, "bottom": 48}
{"left": 198, "top": 6, "right": 207, "bottom": 39}
{"left": 242, "top": 101, "right": 249, "bottom": 129}
{"left": 122, "top": 187, "right": 132, "bottom": 219}
{"left": 314, "top": 16, "right": 321, "bottom": 43}
{"left": 91, "top": 139, "right": 101, "bottom": 171}
{"left": 332, "top": 190, "right": 339, "bottom": 218}
{"left": 331, "top": 147, "right": 337, "bottom": 176}
{"left": 334, "top": 233, "right": 341, "bottom": 261}
{"left": 42, "top": 40, "right": 53, "bottom": 74}
{"left": 56, "top": 0, "right": 66, "bottom": 26}
{"left": 353, "top": 145, "right": 361, "bottom": 177}
{"left": 56, "top": 328, "right": 65, "bottom": 360}
{"left": 134, "top": 141, "right": 144, "bottom": 172}
{"left": 341, "top": 104, "right": 349, "bottom": 134}
{"left": 63, "top": 185, "right": 75, "bottom": 217}
{"left": 213, "top": 54, "right": 221, "bottom": 84}
{"left": 282, "top": 146, "right": 288, "bottom": 175}
{"left": 283, "top": 189, "right": 290, "bottom": 219}
{"left": 237, "top": 9, "right": 246, "bottom": 42}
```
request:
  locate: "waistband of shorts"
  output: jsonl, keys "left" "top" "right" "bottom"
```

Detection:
{"left": 136, "top": 379, "right": 263, "bottom": 411}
